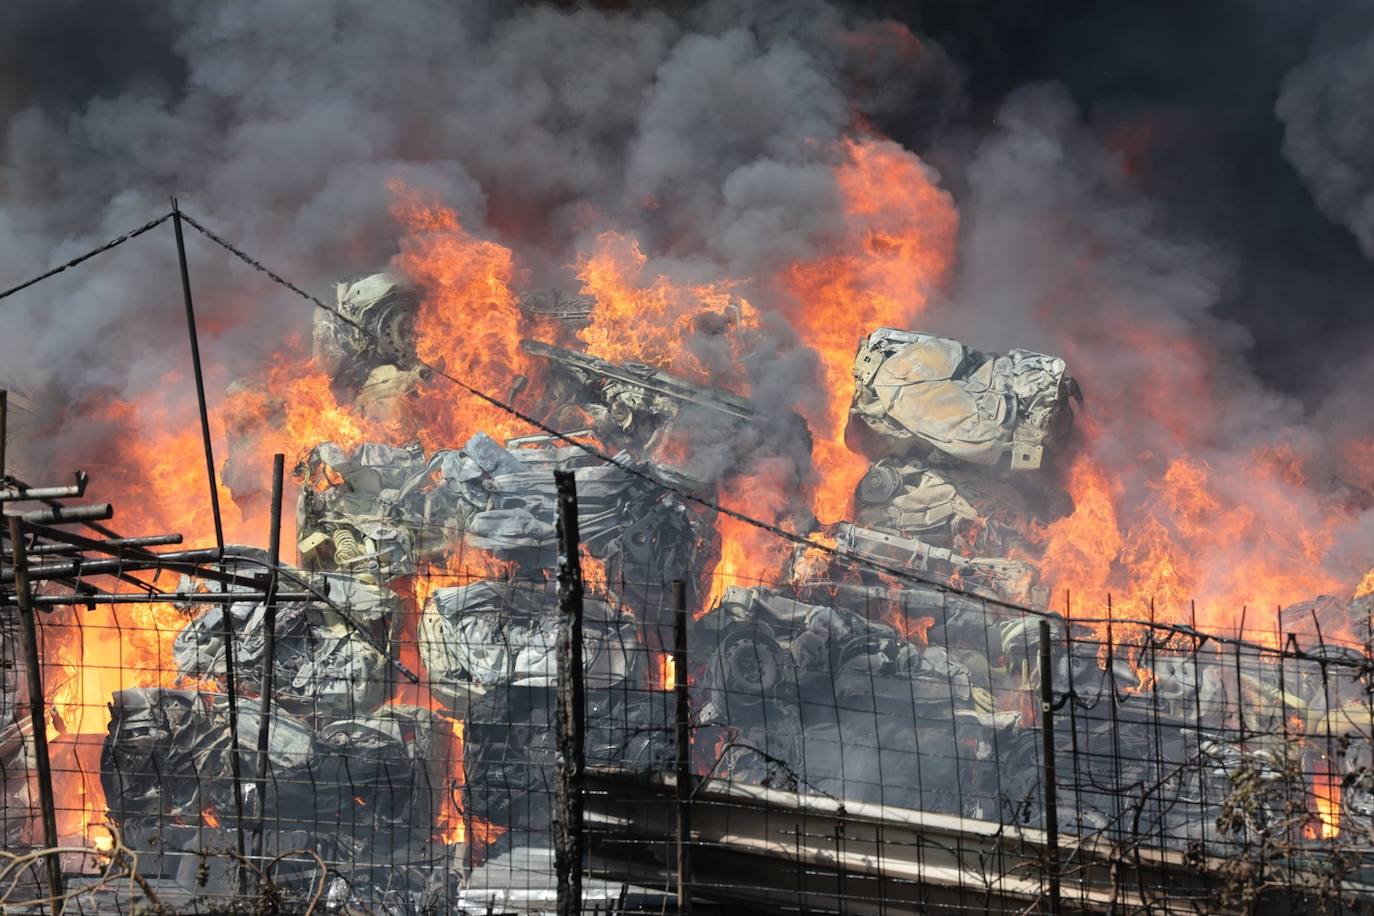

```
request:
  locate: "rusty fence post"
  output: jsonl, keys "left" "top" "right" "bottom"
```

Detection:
{"left": 554, "top": 470, "right": 585, "bottom": 916}
{"left": 7, "top": 516, "right": 64, "bottom": 911}
{"left": 1040, "top": 618, "right": 1062, "bottom": 916}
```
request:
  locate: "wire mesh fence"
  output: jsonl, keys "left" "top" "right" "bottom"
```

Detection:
{"left": 2, "top": 545, "right": 1371, "bottom": 913}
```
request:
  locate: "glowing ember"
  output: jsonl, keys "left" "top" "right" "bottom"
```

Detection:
{"left": 581, "top": 549, "right": 609, "bottom": 595}
{"left": 92, "top": 831, "right": 114, "bottom": 856}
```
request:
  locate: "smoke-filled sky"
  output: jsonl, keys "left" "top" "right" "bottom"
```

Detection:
{"left": 2, "top": 1, "right": 1369, "bottom": 378}
{"left": 1, "top": 0, "right": 1371, "bottom": 572}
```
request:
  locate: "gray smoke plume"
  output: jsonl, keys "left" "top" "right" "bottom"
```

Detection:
{"left": 1, "top": 1, "right": 1370, "bottom": 603}
{"left": 941, "top": 84, "right": 1374, "bottom": 608}
{"left": 0, "top": 0, "right": 956, "bottom": 484}
{"left": 1278, "top": 32, "right": 1374, "bottom": 259}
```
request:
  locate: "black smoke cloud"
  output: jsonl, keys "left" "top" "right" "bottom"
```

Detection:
{"left": 0, "top": 0, "right": 958, "bottom": 479}
{"left": 1277, "top": 15, "right": 1374, "bottom": 260}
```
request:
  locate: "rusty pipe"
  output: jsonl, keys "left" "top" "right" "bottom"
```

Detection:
{"left": 4, "top": 503, "right": 112, "bottom": 525}
{"left": 27, "top": 534, "right": 183, "bottom": 556}
{"left": 0, "top": 482, "right": 85, "bottom": 503}
{"left": 5, "top": 590, "right": 314, "bottom": 607}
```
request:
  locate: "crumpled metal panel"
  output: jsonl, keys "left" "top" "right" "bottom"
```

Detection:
{"left": 312, "top": 272, "right": 419, "bottom": 394}
{"left": 172, "top": 569, "right": 400, "bottom": 721}
{"left": 102, "top": 689, "right": 451, "bottom": 895}
{"left": 693, "top": 585, "right": 1025, "bottom": 819}
{"left": 295, "top": 433, "right": 718, "bottom": 612}
{"left": 463, "top": 684, "right": 674, "bottom": 832}
{"left": 849, "top": 328, "right": 1077, "bottom": 471}
{"left": 833, "top": 521, "right": 1048, "bottom": 608}
{"left": 853, "top": 457, "right": 1045, "bottom": 555}
{"left": 0, "top": 613, "right": 29, "bottom": 847}
{"left": 418, "top": 580, "right": 638, "bottom": 714}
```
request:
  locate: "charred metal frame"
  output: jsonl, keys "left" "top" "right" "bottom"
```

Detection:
{"left": 554, "top": 468, "right": 586, "bottom": 916}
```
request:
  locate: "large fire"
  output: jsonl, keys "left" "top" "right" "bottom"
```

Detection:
{"left": 31, "top": 118, "right": 1371, "bottom": 856}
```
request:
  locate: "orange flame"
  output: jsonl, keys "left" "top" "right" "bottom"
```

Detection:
{"left": 434, "top": 716, "right": 467, "bottom": 846}
{"left": 576, "top": 231, "right": 755, "bottom": 390}
{"left": 703, "top": 458, "right": 800, "bottom": 614}
{"left": 38, "top": 127, "right": 1373, "bottom": 857}
{"left": 654, "top": 652, "right": 677, "bottom": 692}
{"left": 891, "top": 614, "right": 935, "bottom": 646}
{"left": 1310, "top": 756, "right": 1342, "bottom": 840}
{"left": 469, "top": 815, "right": 507, "bottom": 847}
{"left": 1041, "top": 444, "right": 1349, "bottom": 642}
{"left": 1356, "top": 567, "right": 1374, "bottom": 600}
{"left": 784, "top": 136, "right": 958, "bottom": 525}
{"left": 390, "top": 183, "right": 531, "bottom": 448}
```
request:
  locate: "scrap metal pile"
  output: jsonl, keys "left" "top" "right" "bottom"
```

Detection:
{"left": 92, "top": 273, "right": 1374, "bottom": 905}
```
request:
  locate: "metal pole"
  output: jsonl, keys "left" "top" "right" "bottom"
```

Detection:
{"left": 673, "top": 579, "right": 692, "bottom": 914}
{"left": 553, "top": 470, "right": 584, "bottom": 916}
{"left": 1039, "top": 618, "right": 1061, "bottom": 916}
{"left": 252, "top": 454, "right": 284, "bottom": 861}
{"left": 7, "top": 517, "right": 64, "bottom": 911}
{"left": 171, "top": 198, "right": 225, "bottom": 553}
{"left": 20, "top": 591, "right": 313, "bottom": 607}
{"left": 8, "top": 504, "right": 112, "bottom": 526}
{"left": 29, "top": 534, "right": 183, "bottom": 556}
{"left": 171, "top": 198, "right": 246, "bottom": 864}
{"left": 1, "top": 389, "right": 8, "bottom": 481}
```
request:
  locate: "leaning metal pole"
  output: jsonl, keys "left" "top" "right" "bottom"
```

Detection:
{"left": 7, "top": 516, "right": 65, "bottom": 912}
{"left": 171, "top": 200, "right": 225, "bottom": 553}
{"left": 252, "top": 454, "right": 285, "bottom": 861}
{"left": 553, "top": 470, "right": 585, "bottom": 916}
{"left": 172, "top": 198, "right": 247, "bottom": 865}
{"left": 673, "top": 579, "right": 693, "bottom": 915}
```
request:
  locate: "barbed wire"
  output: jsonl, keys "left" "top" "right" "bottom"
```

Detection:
{"left": 0, "top": 212, "right": 174, "bottom": 303}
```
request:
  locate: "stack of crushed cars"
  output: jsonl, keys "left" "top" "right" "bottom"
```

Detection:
{"left": 290, "top": 428, "right": 715, "bottom": 845}
{"left": 101, "top": 555, "right": 459, "bottom": 909}
{"left": 100, "top": 270, "right": 1374, "bottom": 906}
{"left": 831, "top": 327, "right": 1081, "bottom": 607}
